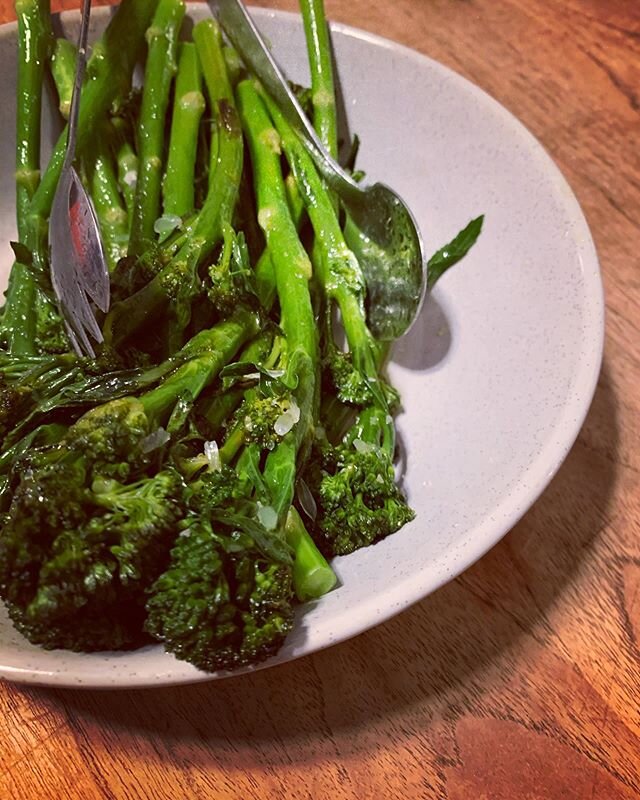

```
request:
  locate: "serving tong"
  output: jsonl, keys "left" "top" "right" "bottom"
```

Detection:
{"left": 49, "top": 0, "right": 109, "bottom": 359}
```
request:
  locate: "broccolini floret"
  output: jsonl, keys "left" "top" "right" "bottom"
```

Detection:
{"left": 145, "top": 515, "right": 294, "bottom": 671}
{"left": 0, "top": 462, "right": 185, "bottom": 651}
{"left": 207, "top": 226, "right": 257, "bottom": 317}
{"left": 305, "top": 406, "right": 414, "bottom": 556}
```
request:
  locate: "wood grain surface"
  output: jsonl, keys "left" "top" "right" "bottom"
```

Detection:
{"left": 1, "top": 1, "right": 639, "bottom": 798}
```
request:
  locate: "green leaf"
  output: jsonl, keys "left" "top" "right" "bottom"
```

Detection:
{"left": 219, "top": 360, "right": 286, "bottom": 393}
{"left": 220, "top": 360, "right": 283, "bottom": 381}
{"left": 427, "top": 215, "right": 484, "bottom": 290}
{"left": 212, "top": 512, "right": 293, "bottom": 564}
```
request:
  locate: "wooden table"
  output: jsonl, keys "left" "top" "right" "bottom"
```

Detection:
{"left": 1, "top": 1, "right": 639, "bottom": 798}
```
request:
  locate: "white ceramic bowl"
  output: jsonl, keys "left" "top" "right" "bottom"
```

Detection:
{"left": 0, "top": 5, "right": 603, "bottom": 687}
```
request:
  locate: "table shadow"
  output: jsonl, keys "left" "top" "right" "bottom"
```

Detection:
{"left": 25, "top": 359, "right": 619, "bottom": 768}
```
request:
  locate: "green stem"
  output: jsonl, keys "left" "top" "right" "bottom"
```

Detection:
{"left": 263, "top": 91, "right": 379, "bottom": 381}
{"left": 5, "top": 0, "right": 157, "bottom": 354}
{"left": 162, "top": 42, "right": 204, "bottom": 219}
{"left": 197, "top": 387, "right": 245, "bottom": 439}
{"left": 254, "top": 172, "right": 305, "bottom": 310}
{"left": 300, "top": 0, "right": 338, "bottom": 279}
{"left": 218, "top": 424, "right": 245, "bottom": 465}
{"left": 128, "top": 0, "right": 185, "bottom": 255}
{"left": 102, "top": 17, "right": 245, "bottom": 349}
{"left": 236, "top": 81, "right": 316, "bottom": 365}
{"left": 3, "top": 0, "right": 52, "bottom": 355}
{"left": 222, "top": 45, "right": 243, "bottom": 87}
{"left": 196, "top": 328, "right": 276, "bottom": 438}
{"left": 111, "top": 116, "right": 138, "bottom": 228}
{"left": 15, "top": 0, "right": 52, "bottom": 236}
{"left": 194, "top": 20, "right": 233, "bottom": 171}
{"left": 140, "top": 307, "right": 259, "bottom": 423}
{"left": 85, "top": 124, "right": 129, "bottom": 271}
{"left": 236, "top": 79, "right": 318, "bottom": 520}
{"left": 50, "top": 37, "right": 76, "bottom": 120}
{"left": 299, "top": 0, "right": 338, "bottom": 159}
{"left": 285, "top": 507, "right": 336, "bottom": 601}
{"left": 344, "top": 404, "right": 395, "bottom": 456}
{"left": 192, "top": 19, "right": 243, "bottom": 249}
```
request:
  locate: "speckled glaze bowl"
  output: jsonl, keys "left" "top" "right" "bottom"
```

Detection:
{"left": 0, "top": 5, "right": 603, "bottom": 687}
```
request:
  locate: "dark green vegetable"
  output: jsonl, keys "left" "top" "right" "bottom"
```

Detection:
{"left": 2, "top": 0, "right": 53, "bottom": 355}
{"left": 85, "top": 124, "right": 130, "bottom": 271}
{"left": 306, "top": 407, "right": 415, "bottom": 556}
{"left": 162, "top": 42, "right": 205, "bottom": 218}
{"left": 299, "top": 0, "right": 338, "bottom": 160}
{"left": 0, "top": 311, "right": 257, "bottom": 651}
{"left": 128, "top": 0, "right": 185, "bottom": 255}
{"left": 1, "top": 0, "right": 157, "bottom": 358}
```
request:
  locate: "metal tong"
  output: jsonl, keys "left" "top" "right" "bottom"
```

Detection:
{"left": 49, "top": 0, "right": 109, "bottom": 359}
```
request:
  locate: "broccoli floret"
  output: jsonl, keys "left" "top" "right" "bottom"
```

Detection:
{"left": 207, "top": 227, "right": 256, "bottom": 317}
{"left": 34, "top": 296, "right": 69, "bottom": 355}
{"left": 189, "top": 465, "right": 245, "bottom": 509}
{"left": 305, "top": 407, "right": 414, "bottom": 556}
{"left": 232, "top": 392, "right": 300, "bottom": 452}
{"left": 0, "top": 376, "right": 34, "bottom": 440}
{"left": 323, "top": 347, "right": 399, "bottom": 410}
{"left": 91, "top": 471, "right": 186, "bottom": 582}
{"left": 310, "top": 444, "right": 415, "bottom": 555}
{"left": 145, "top": 516, "right": 294, "bottom": 672}
{"left": 0, "top": 459, "right": 185, "bottom": 651}
{"left": 63, "top": 397, "right": 152, "bottom": 480}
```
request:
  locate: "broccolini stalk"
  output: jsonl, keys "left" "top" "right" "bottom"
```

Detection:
{"left": 50, "top": 37, "right": 76, "bottom": 120}
{"left": 227, "top": 79, "right": 336, "bottom": 604}
{"left": 254, "top": 173, "right": 305, "bottom": 310}
{"left": 236, "top": 83, "right": 316, "bottom": 372}
{"left": 111, "top": 116, "right": 138, "bottom": 225}
{"left": 15, "top": 0, "right": 52, "bottom": 237}
{"left": 299, "top": 0, "right": 338, "bottom": 159}
{"left": 285, "top": 506, "right": 336, "bottom": 601}
{"left": 128, "top": 0, "right": 185, "bottom": 255}
{"left": 162, "top": 42, "right": 205, "bottom": 219}
{"left": 222, "top": 45, "right": 243, "bottom": 87}
{"left": 85, "top": 124, "right": 129, "bottom": 271}
{"left": 236, "top": 79, "right": 318, "bottom": 517}
{"left": 1, "top": 0, "right": 158, "bottom": 355}
{"left": 192, "top": 18, "right": 243, "bottom": 247}
{"left": 194, "top": 20, "right": 233, "bottom": 172}
{"left": 2, "top": 0, "right": 53, "bottom": 355}
{"left": 138, "top": 307, "right": 259, "bottom": 423}
{"left": 189, "top": 329, "right": 277, "bottom": 445}
{"left": 300, "top": 0, "right": 338, "bottom": 290}
{"left": 263, "top": 92, "right": 382, "bottom": 400}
